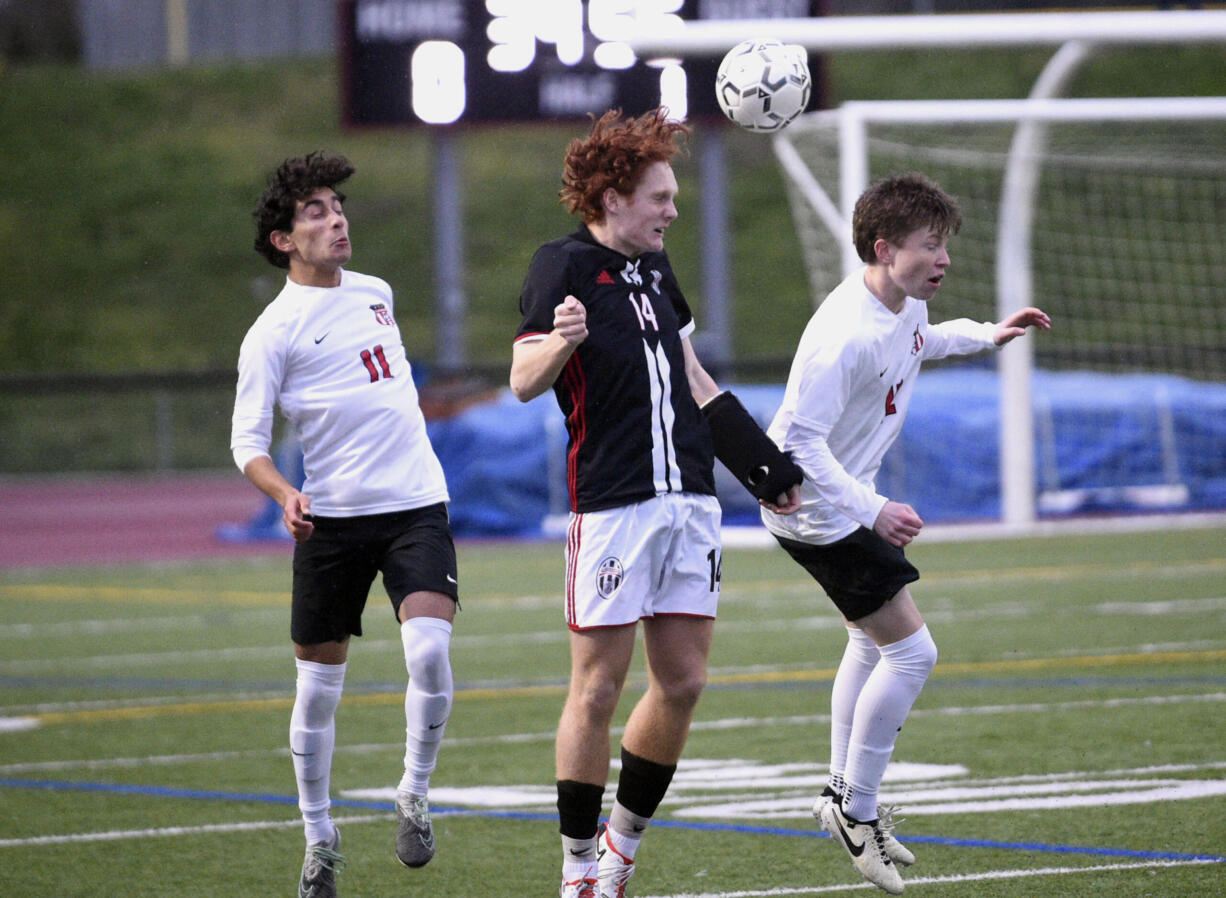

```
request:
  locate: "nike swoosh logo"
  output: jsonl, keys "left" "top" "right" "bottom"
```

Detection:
{"left": 879, "top": 368, "right": 888, "bottom": 377}
{"left": 314, "top": 332, "right": 330, "bottom": 344}
{"left": 831, "top": 814, "right": 866, "bottom": 857}
{"left": 427, "top": 720, "right": 447, "bottom": 730}
{"left": 446, "top": 574, "right": 457, "bottom": 584}
{"left": 569, "top": 848, "right": 587, "bottom": 857}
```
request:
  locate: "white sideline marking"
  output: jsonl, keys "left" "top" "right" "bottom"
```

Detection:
{"left": 4, "top": 693, "right": 1226, "bottom": 772}
{"left": 5, "top": 628, "right": 1223, "bottom": 674}
{"left": 0, "top": 813, "right": 387, "bottom": 849}
{"left": 635, "top": 859, "right": 1221, "bottom": 898}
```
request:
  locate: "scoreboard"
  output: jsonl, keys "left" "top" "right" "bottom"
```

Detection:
{"left": 340, "top": 0, "right": 822, "bottom": 126}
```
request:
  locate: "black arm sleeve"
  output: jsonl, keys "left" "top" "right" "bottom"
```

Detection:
{"left": 702, "top": 391, "right": 804, "bottom": 502}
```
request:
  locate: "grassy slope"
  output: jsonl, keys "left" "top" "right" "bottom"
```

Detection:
{"left": 1, "top": 46, "right": 1225, "bottom": 375}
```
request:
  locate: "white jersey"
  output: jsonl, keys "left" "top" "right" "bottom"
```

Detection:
{"left": 762, "top": 268, "right": 997, "bottom": 545}
{"left": 231, "top": 269, "right": 449, "bottom": 517}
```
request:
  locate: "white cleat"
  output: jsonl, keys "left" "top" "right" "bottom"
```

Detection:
{"left": 558, "top": 868, "right": 599, "bottom": 898}
{"left": 813, "top": 789, "right": 915, "bottom": 867}
{"left": 819, "top": 801, "right": 905, "bottom": 895}
{"left": 596, "top": 823, "right": 636, "bottom": 898}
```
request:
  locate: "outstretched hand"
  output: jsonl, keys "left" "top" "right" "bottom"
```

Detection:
{"left": 994, "top": 306, "right": 1051, "bottom": 346}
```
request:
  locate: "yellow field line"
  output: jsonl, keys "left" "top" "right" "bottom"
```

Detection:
{"left": 23, "top": 648, "right": 1226, "bottom": 727}
{"left": 0, "top": 584, "right": 283, "bottom": 605}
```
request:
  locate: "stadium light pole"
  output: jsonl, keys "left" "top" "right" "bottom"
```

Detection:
{"left": 696, "top": 127, "right": 732, "bottom": 379}
{"left": 432, "top": 128, "right": 467, "bottom": 375}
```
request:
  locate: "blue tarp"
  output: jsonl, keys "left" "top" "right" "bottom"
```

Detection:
{"left": 222, "top": 369, "right": 1226, "bottom": 540}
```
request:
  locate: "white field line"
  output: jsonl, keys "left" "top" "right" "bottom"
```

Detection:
{"left": 0, "top": 813, "right": 388, "bottom": 849}
{"left": 3, "top": 565, "right": 1223, "bottom": 640}
{"left": 0, "top": 608, "right": 284, "bottom": 639}
{"left": 3, "top": 636, "right": 1223, "bottom": 718}
{"left": 4, "top": 614, "right": 1226, "bottom": 676}
{"left": 635, "top": 858, "right": 1222, "bottom": 898}
{"left": 3, "top": 694, "right": 1226, "bottom": 777}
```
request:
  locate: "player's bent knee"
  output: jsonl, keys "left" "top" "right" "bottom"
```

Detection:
{"left": 883, "top": 625, "right": 938, "bottom": 681}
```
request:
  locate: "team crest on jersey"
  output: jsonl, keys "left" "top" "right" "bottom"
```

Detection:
{"left": 370, "top": 303, "right": 395, "bottom": 326}
{"left": 595, "top": 556, "right": 625, "bottom": 599}
{"left": 619, "top": 260, "right": 643, "bottom": 286}
{"left": 911, "top": 325, "right": 925, "bottom": 354}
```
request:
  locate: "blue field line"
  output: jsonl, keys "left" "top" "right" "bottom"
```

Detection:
{"left": 4, "top": 776, "right": 1224, "bottom": 865}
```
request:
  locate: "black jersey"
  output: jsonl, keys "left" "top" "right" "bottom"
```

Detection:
{"left": 515, "top": 226, "right": 716, "bottom": 513}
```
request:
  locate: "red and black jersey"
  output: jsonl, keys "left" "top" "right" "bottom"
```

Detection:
{"left": 514, "top": 226, "right": 716, "bottom": 513}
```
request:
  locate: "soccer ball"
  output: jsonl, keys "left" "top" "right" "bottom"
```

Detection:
{"left": 714, "top": 39, "right": 811, "bottom": 133}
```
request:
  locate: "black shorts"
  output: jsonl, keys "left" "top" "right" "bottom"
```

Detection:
{"left": 291, "top": 503, "right": 458, "bottom": 646}
{"left": 774, "top": 527, "right": 919, "bottom": 622}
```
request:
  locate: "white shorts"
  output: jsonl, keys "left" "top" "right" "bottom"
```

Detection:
{"left": 564, "top": 492, "right": 722, "bottom": 631}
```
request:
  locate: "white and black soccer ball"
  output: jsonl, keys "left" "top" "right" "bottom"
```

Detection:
{"left": 714, "top": 39, "right": 811, "bottom": 133}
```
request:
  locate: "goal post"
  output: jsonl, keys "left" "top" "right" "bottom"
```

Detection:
{"left": 630, "top": 9, "right": 1226, "bottom": 57}
{"left": 631, "top": 10, "right": 1226, "bottom": 527}
{"left": 778, "top": 96, "right": 1226, "bottom": 524}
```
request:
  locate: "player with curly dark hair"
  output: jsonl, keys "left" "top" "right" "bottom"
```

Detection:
{"left": 252, "top": 150, "right": 356, "bottom": 269}
{"left": 511, "top": 109, "right": 802, "bottom": 898}
{"left": 234, "top": 151, "right": 458, "bottom": 898}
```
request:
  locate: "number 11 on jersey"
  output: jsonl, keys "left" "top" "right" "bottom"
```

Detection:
{"left": 360, "top": 345, "right": 393, "bottom": 382}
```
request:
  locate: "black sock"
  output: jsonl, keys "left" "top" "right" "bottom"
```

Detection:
{"left": 557, "top": 779, "right": 605, "bottom": 840}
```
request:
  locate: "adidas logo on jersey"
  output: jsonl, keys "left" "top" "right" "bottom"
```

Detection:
{"left": 596, "top": 270, "right": 615, "bottom": 285}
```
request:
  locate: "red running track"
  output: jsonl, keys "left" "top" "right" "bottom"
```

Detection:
{"left": 0, "top": 472, "right": 291, "bottom": 568}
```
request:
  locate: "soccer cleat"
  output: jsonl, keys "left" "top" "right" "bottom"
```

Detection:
{"left": 299, "top": 826, "right": 345, "bottom": 898}
{"left": 819, "top": 801, "right": 905, "bottom": 895}
{"left": 558, "top": 869, "right": 599, "bottom": 898}
{"left": 395, "top": 793, "right": 436, "bottom": 868}
{"left": 813, "top": 788, "right": 915, "bottom": 868}
{"left": 595, "top": 823, "right": 636, "bottom": 898}
{"left": 811, "top": 785, "right": 840, "bottom": 825}
{"left": 876, "top": 804, "right": 916, "bottom": 867}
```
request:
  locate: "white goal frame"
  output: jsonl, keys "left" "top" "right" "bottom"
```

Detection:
{"left": 775, "top": 95, "right": 1226, "bottom": 525}
{"left": 631, "top": 9, "right": 1226, "bottom": 527}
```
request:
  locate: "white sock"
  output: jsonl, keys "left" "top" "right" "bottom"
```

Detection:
{"left": 843, "top": 626, "right": 937, "bottom": 822}
{"left": 398, "top": 617, "right": 454, "bottom": 797}
{"left": 603, "top": 813, "right": 642, "bottom": 862}
{"left": 561, "top": 835, "right": 598, "bottom": 871}
{"left": 290, "top": 659, "right": 346, "bottom": 844}
{"left": 562, "top": 854, "right": 597, "bottom": 883}
{"left": 828, "top": 627, "right": 880, "bottom": 790}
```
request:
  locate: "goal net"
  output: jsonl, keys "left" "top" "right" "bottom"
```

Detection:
{"left": 773, "top": 98, "right": 1226, "bottom": 522}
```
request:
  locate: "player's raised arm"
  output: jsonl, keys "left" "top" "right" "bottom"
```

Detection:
{"left": 994, "top": 306, "right": 1051, "bottom": 346}
{"left": 509, "top": 296, "right": 587, "bottom": 402}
